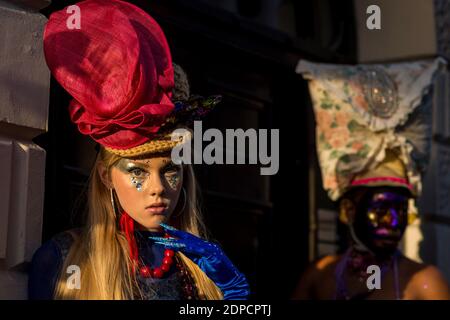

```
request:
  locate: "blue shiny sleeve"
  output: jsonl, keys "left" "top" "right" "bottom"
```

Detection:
{"left": 27, "top": 239, "right": 63, "bottom": 300}
{"left": 151, "top": 224, "right": 251, "bottom": 300}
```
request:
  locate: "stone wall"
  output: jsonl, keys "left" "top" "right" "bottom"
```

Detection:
{"left": 0, "top": 0, "right": 50, "bottom": 299}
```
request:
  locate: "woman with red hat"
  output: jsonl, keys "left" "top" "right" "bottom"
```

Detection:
{"left": 28, "top": 0, "right": 249, "bottom": 300}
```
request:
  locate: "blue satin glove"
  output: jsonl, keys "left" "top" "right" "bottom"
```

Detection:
{"left": 149, "top": 223, "right": 250, "bottom": 300}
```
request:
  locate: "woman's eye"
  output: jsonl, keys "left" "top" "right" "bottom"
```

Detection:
{"left": 129, "top": 168, "right": 146, "bottom": 177}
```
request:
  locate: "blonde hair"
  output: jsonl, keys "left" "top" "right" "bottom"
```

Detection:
{"left": 54, "top": 147, "right": 223, "bottom": 300}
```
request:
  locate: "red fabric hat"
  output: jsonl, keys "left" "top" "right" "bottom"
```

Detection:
{"left": 43, "top": 0, "right": 174, "bottom": 150}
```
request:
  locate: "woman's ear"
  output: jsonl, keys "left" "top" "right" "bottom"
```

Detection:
{"left": 97, "top": 161, "right": 113, "bottom": 189}
{"left": 339, "top": 198, "right": 356, "bottom": 224}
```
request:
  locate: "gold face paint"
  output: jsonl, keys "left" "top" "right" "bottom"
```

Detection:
{"left": 164, "top": 167, "right": 181, "bottom": 190}
{"left": 114, "top": 159, "right": 181, "bottom": 192}
{"left": 115, "top": 159, "right": 150, "bottom": 192}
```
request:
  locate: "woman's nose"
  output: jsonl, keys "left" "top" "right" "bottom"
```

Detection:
{"left": 147, "top": 173, "right": 165, "bottom": 196}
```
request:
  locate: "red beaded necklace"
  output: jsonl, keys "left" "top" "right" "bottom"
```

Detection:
{"left": 139, "top": 246, "right": 175, "bottom": 278}
{"left": 119, "top": 211, "right": 175, "bottom": 279}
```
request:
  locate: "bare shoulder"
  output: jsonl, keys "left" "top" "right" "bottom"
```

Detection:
{"left": 315, "top": 254, "right": 341, "bottom": 270}
{"left": 301, "top": 254, "right": 341, "bottom": 280}
{"left": 291, "top": 254, "right": 341, "bottom": 299}
{"left": 403, "top": 257, "right": 450, "bottom": 300}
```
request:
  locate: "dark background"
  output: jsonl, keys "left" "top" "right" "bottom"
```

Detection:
{"left": 36, "top": 0, "right": 357, "bottom": 299}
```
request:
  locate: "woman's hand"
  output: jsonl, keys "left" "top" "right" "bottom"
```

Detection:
{"left": 149, "top": 223, "right": 250, "bottom": 300}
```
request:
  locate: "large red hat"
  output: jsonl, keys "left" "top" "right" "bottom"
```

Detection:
{"left": 43, "top": 0, "right": 175, "bottom": 150}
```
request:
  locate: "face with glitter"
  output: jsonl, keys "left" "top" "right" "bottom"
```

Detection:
{"left": 352, "top": 187, "right": 410, "bottom": 256}
{"left": 109, "top": 154, "right": 184, "bottom": 231}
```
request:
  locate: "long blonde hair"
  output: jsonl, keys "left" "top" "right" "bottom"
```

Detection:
{"left": 54, "top": 147, "right": 223, "bottom": 299}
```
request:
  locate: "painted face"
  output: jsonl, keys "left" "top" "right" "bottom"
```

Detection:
{"left": 353, "top": 188, "right": 409, "bottom": 255}
{"left": 110, "top": 154, "right": 183, "bottom": 231}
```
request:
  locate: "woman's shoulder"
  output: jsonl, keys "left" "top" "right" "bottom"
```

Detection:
{"left": 28, "top": 228, "right": 83, "bottom": 299}
{"left": 31, "top": 229, "right": 78, "bottom": 262}
{"left": 37, "top": 228, "right": 81, "bottom": 259}
{"left": 50, "top": 228, "right": 82, "bottom": 259}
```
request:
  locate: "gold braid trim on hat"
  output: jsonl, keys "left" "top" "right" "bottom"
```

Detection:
{"left": 104, "top": 132, "right": 186, "bottom": 158}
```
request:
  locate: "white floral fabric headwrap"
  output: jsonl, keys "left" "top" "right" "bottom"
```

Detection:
{"left": 297, "top": 57, "right": 447, "bottom": 201}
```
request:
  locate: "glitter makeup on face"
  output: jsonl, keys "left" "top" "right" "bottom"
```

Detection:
{"left": 366, "top": 192, "right": 408, "bottom": 231}
{"left": 115, "top": 159, "right": 150, "bottom": 192}
{"left": 114, "top": 158, "right": 182, "bottom": 192}
{"left": 131, "top": 176, "right": 144, "bottom": 191}
{"left": 166, "top": 172, "right": 181, "bottom": 190}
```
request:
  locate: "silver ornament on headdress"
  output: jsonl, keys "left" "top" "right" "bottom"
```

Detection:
{"left": 357, "top": 67, "right": 399, "bottom": 119}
